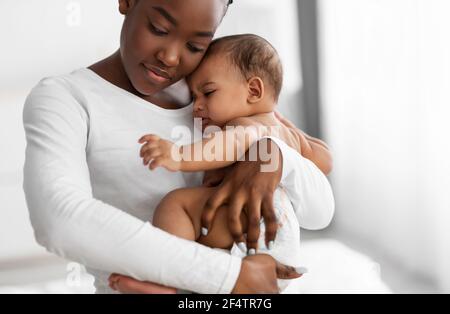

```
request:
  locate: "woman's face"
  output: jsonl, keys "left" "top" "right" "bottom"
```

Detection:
{"left": 119, "top": 0, "right": 227, "bottom": 96}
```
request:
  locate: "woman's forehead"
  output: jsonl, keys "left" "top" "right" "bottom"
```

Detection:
{"left": 140, "top": 0, "right": 226, "bottom": 31}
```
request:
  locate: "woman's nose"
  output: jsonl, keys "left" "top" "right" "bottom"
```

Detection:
{"left": 156, "top": 45, "right": 180, "bottom": 68}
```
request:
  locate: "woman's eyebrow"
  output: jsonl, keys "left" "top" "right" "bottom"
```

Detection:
{"left": 194, "top": 31, "right": 214, "bottom": 38}
{"left": 152, "top": 6, "right": 178, "bottom": 26}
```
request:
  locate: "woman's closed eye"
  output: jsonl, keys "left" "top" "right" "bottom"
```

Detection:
{"left": 187, "top": 43, "right": 205, "bottom": 53}
{"left": 148, "top": 23, "right": 204, "bottom": 54}
{"left": 149, "top": 22, "right": 168, "bottom": 36}
{"left": 204, "top": 90, "right": 216, "bottom": 97}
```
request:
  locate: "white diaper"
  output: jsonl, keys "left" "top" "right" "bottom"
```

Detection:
{"left": 229, "top": 186, "right": 302, "bottom": 292}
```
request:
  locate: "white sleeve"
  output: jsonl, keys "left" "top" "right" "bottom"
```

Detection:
{"left": 264, "top": 136, "right": 335, "bottom": 230}
{"left": 22, "top": 79, "right": 241, "bottom": 294}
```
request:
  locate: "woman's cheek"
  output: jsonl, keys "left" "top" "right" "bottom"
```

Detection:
{"left": 134, "top": 31, "right": 157, "bottom": 56}
{"left": 183, "top": 52, "right": 206, "bottom": 75}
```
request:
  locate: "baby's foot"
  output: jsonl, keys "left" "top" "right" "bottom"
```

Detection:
{"left": 108, "top": 273, "right": 177, "bottom": 294}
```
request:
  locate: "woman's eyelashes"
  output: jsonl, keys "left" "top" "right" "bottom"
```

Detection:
{"left": 149, "top": 22, "right": 168, "bottom": 36}
{"left": 187, "top": 43, "right": 205, "bottom": 53}
{"left": 149, "top": 22, "right": 205, "bottom": 54}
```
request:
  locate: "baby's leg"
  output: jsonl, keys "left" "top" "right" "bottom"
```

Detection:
{"left": 152, "top": 188, "right": 200, "bottom": 241}
{"left": 153, "top": 186, "right": 248, "bottom": 250}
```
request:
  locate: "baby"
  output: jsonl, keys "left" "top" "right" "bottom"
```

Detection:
{"left": 139, "top": 34, "right": 332, "bottom": 291}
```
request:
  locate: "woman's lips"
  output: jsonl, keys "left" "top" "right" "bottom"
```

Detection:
{"left": 142, "top": 64, "right": 171, "bottom": 84}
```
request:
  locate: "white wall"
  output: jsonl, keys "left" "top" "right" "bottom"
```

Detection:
{"left": 318, "top": 0, "right": 450, "bottom": 292}
{"left": 0, "top": 0, "right": 303, "bottom": 262}
{"left": 0, "top": 0, "right": 123, "bottom": 90}
{"left": 0, "top": 0, "right": 122, "bottom": 262}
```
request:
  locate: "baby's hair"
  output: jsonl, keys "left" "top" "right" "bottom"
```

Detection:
{"left": 205, "top": 34, "right": 283, "bottom": 102}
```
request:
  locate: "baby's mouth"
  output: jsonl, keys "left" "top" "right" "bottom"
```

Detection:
{"left": 202, "top": 118, "right": 210, "bottom": 126}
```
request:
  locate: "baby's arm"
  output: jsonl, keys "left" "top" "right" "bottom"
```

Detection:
{"left": 139, "top": 118, "right": 262, "bottom": 172}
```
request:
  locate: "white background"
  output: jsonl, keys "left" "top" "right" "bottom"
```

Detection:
{"left": 319, "top": 0, "right": 450, "bottom": 292}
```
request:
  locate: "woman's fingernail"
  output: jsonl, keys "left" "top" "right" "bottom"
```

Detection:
{"left": 248, "top": 248, "right": 256, "bottom": 256}
{"left": 201, "top": 227, "right": 208, "bottom": 236}
{"left": 295, "top": 266, "right": 309, "bottom": 274}
{"left": 268, "top": 241, "right": 274, "bottom": 250}
{"left": 238, "top": 242, "right": 247, "bottom": 252}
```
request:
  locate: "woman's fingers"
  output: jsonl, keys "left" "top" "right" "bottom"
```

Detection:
{"left": 202, "top": 169, "right": 227, "bottom": 187}
{"left": 233, "top": 255, "right": 304, "bottom": 294}
{"left": 201, "top": 183, "right": 232, "bottom": 236}
{"left": 245, "top": 196, "right": 262, "bottom": 255}
{"left": 274, "top": 261, "right": 304, "bottom": 280}
{"left": 227, "top": 190, "right": 247, "bottom": 252}
{"left": 261, "top": 195, "right": 278, "bottom": 249}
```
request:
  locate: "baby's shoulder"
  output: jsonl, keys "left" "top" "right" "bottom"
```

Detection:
{"left": 226, "top": 116, "right": 263, "bottom": 128}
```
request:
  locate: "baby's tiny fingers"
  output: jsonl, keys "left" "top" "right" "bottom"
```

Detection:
{"left": 139, "top": 134, "right": 160, "bottom": 144}
{"left": 149, "top": 157, "right": 165, "bottom": 171}
{"left": 143, "top": 150, "right": 161, "bottom": 166}
{"left": 140, "top": 142, "right": 160, "bottom": 157}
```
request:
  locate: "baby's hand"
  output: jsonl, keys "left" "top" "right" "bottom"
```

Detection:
{"left": 138, "top": 134, "right": 182, "bottom": 172}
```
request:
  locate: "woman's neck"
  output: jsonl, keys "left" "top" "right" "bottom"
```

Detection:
{"left": 88, "top": 50, "right": 181, "bottom": 110}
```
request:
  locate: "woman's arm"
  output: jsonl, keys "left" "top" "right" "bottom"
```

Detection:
{"left": 295, "top": 131, "right": 333, "bottom": 175}
{"left": 22, "top": 78, "right": 242, "bottom": 294}
{"left": 275, "top": 111, "right": 333, "bottom": 175}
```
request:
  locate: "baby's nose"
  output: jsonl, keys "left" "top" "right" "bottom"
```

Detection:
{"left": 193, "top": 100, "right": 205, "bottom": 112}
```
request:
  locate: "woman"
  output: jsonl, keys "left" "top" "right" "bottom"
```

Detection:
{"left": 23, "top": 0, "right": 334, "bottom": 294}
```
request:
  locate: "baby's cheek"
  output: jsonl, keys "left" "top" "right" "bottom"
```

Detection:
{"left": 208, "top": 105, "right": 228, "bottom": 123}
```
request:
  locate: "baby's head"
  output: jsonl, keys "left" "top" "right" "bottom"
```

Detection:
{"left": 187, "top": 34, "right": 283, "bottom": 129}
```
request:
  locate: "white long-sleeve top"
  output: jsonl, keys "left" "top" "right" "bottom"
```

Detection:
{"left": 23, "top": 68, "right": 334, "bottom": 294}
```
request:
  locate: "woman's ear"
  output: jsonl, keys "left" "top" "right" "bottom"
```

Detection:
{"left": 247, "top": 77, "right": 265, "bottom": 104}
{"left": 119, "top": 0, "right": 137, "bottom": 15}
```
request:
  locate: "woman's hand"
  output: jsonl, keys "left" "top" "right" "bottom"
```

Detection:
{"left": 202, "top": 166, "right": 233, "bottom": 187}
{"left": 232, "top": 254, "right": 303, "bottom": 294}
{"left": 201, "top": 138, "right": 283, "bottom": 255}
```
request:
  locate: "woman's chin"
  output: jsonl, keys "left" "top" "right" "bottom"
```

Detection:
{"left": 132, "top": 80, "right": 166, "bottom": 97}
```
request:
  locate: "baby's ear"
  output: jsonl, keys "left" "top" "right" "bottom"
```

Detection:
{"left": 247, "top": 77, "right": 265, "bottom": 104}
